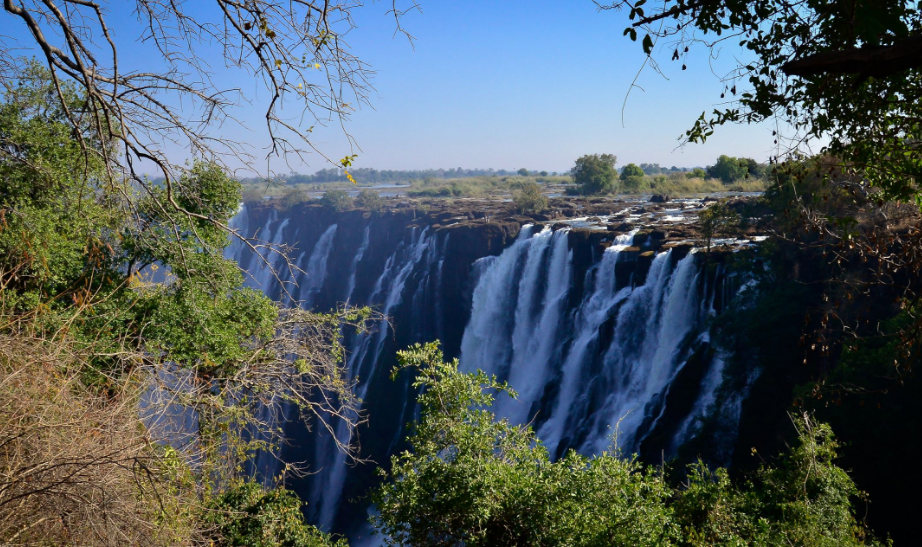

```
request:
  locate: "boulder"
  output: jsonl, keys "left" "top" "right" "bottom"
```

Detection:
{"left": 609, "top": 222, "right": 634, "bottom": 232}
{"left": 650, "top": 194, "right": 670, "bottom": 203}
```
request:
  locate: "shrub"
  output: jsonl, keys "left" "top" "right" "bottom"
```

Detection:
{"left": 374, "top": 342, "right": 883, "bottom": 547}
{"left": 621, "top": 174, "right": 648, "bottom": 193}
{"left": 513, "top": 182, "right": 548, "bottom": 213}
{"left": 687, "top": 167, "right": 707, "bottom": 179}
{"left": 205, "top": 481, "right": 346, "bottom": 547}
{"left": 355, "top": 189, "right": 386, "bottom": 212}
{"left": 699, "top": 201, "right": 740, "bottom": 251}
{"left": 280, "top": 187, "right": 309, "bottom": 209}
{"left": 319, "top": 189, "right": 353, "bottom": 211}
{"left": 706, "top": 155, "right": 750, "bottom": 183}
{"left": 0, "top": 337, "right": 193, "bottom": 546}
{"left": 242, "top": 187, "right": 264, "bottom": 206}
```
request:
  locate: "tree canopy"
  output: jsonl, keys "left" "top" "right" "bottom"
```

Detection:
{"left": 572, "top": 153, "right": 619, "bottom": 195}
{"left": 606, "top": 0, "right": 922, "bottom": 203}
{"left": 706, "top": 155, "right": 750, "bottom": 183}
{"left": 621, "top": 162, "right": 645, "bottom": 180}
{"left": 373, "top": 342, "right": 883, "bottom": 547}
{"left": 0, "top": 65, "right": 366, "bottom": 546}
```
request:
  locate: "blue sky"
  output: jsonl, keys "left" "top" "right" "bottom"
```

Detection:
{"left": 2, "top": 1, "right": 784, "bottom": 174}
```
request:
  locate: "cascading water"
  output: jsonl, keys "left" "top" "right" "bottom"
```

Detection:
{"left": 227, "top": 203, "right": 752, "bottom": 540}
{"left": 298, "top": 224, "right": 338, "bottom": 306}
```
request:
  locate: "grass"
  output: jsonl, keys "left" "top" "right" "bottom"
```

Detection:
{"left": 242, "top": 172, "right": 769, "bottom": 205}
{"left": 405, "top": 175, "right": 572, "bottom": 198}
{"left": 641, "top": 175, "right": 769, "bottom": 195}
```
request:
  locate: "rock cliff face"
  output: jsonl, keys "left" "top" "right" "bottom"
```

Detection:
{"left": 228, "top": 198, "right": 762, "bottom": 542}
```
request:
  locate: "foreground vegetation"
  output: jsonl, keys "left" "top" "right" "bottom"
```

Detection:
{"left": 372, "top": 343, "right": 884, "bottom": 547}
{"left": 0, "top": 65, "right": 360, "bottom": 546}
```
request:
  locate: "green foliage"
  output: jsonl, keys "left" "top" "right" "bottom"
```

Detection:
{"left": 760, "top": 156, "right": 863, "bottom": 233}
{"left": 621, "top": 174, "right": 648, "bottom": 193}
{"left": 205, "top": 481, "right": 346, "bottom": 547}
{"left": 688, "top": 167, "right": 707, "bottom": 179}
{"left": 373, "top": 342, "right": 678, "bottom": 547}
{"left": 373, "top": 342, "right": 882, "bottom": 547}
{"left": 618, "top": 0, "right": 922, "bottom": 206}
{"left": 319, "top": 190, "right": 354, "bottom": 211}
{"left": 281, "top": 187, "right": 310, "bottom": 210}
{"left": 243, "top": 188, "right": 266, "bottom": 206}
{"left": 571, "top": 153, "right": 618, "bottom": 195}
{"left": 676, "top": 418, "right": 879, "bottom": 547}
{"left": 512, "top": 181, "right": 548, "bottom": 213}
{"left": 355, "top": 189, "right": 386, "bottom": 212}
{"left": 621, "top": 163, "right": 645, "bottom": 180}
{"left": 707, "top": 155, "right": 750, "bottom": 184}
{"left": 517, "top": 168, "right": 529, "bottom": 177}
{"left": 698, "top": 201, "right": 740, "bottom": 251}
{"left": 405, "top": 175, "right": 571, "bottom": 199}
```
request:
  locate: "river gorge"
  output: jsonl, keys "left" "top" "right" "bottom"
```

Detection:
{"left": 225, "top": 196, "right": 773, "bottom": 542}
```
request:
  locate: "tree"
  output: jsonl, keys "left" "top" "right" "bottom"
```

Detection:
{"left": 621, "top": 163, "right": 645, "bottom": 180}
{"left": 698, "top": 201, "right": 740, "bottom": 252}
{"left": 0, "top": 1, "right": 408, "bottom": 188}
{"left": 281, "top": 187, "right": 310, "bottom": 210}
{"left": 686, "top": 167, "right": 707, "bottom": 179}
{"left": 373, "top": 342, "right": 883, "bottom": 547}
{"left": 0, "top": 68, "right": 370, "bottom": 543}
{"left": 706, "top": 155, "right": 749, "bottom": 184}
{"left": 205, "top": 481, "right": 346, "bottom": 547}
{"left": 320, "top": 189, "right": 354, "bottom": 211}
{"left": 355, "top": 189, "right": 386, "bottom": 212}
{"left": 571, "top": 153, "right": 618, "bottom": 195}
{"left": 512, "top": 181, "right": 548, "bottom": 214}
{"left": 603, "top": 0, "right": 922, "bottom": 202}
{"left": 517, "top": 168, "right": 529, "bottom": 177}
{"left": 373, "top": 343, "right": 678, "bottom": 547}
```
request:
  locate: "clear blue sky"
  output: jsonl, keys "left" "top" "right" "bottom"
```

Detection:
{"left": 2, "top": 1, "right": 783, "bottom": 174}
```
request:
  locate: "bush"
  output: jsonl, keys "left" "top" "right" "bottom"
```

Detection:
{"left": 706, "top": 155, "right": 750, "bottom": 183}
{"left": 373, "top": 342, "right": 884, "bottom": 547}
{"left": 205, "top": 481, "right": 346, "bottom": 547}
{"left": 620, "top": 163, "right": 644, "bottom": 181}
{"left": 241, "top": 187, "right": 264, "bottom": 206}
{"left": 699, "top": 201, "right": 740, "bottom": 251}
{"left": 355, "top": 189, "right": 386, "bottom": 212}
{"left": 0, "top": 337, "right": 192, "bottom": 546}
{"left": 621, "top": 174, "right": 648, "bottom": 193}
{"left": 687, "top": 167, "right": 707, "bottom": 179}
{"left": 571, "top": 153, "right": 618, "bottom": 195}
{"left": 319, "top": 189, "right": 353, "bottom": 211}
{"left": 280, "top": 187, "right": 309, "bottom": 209}
{"left": 513, "top": 182, "right": 548, "bottom": 213}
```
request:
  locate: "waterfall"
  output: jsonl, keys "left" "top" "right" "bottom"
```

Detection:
{"left": 535, "top": 231, "right": 637, "bottom": 453}
{"left": 299, "top": 224, "right": 338, "bottom": 307}
{"left": 226, "top": 206, "right": 753, "bottom": 540}
{"left": 345, "top": 226, "right": 371, "bottom": 303}
{"left": 590, "top": 252, "right": 701, "bottom": 454}
{"left": 312, "top": 227, "right": 440, "bottom": 531}
{"left": 462, "top": 230, "right": 716, "bottom": 459}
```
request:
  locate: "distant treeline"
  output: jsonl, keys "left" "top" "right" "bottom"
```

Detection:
{"left": 242, "top": 167, "right": 568, "bottom": 185}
